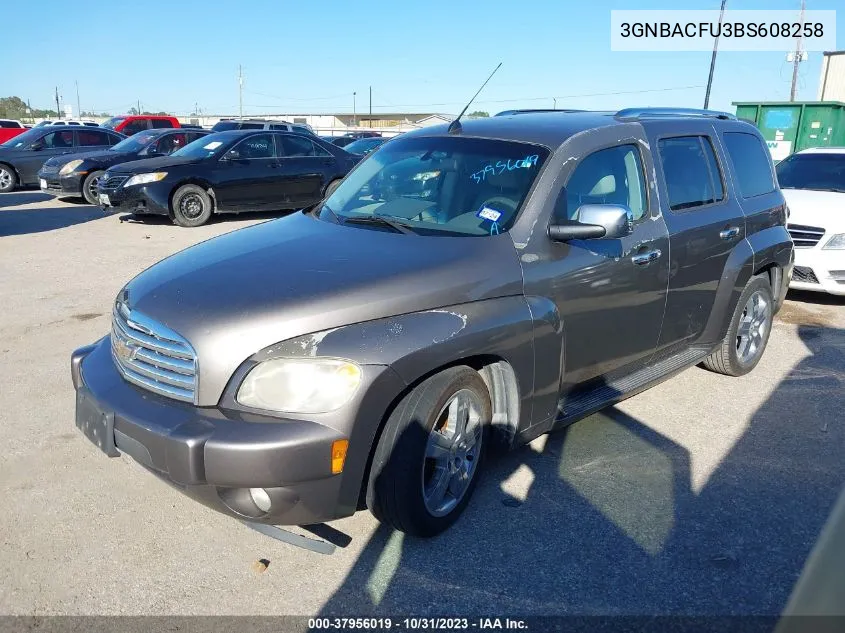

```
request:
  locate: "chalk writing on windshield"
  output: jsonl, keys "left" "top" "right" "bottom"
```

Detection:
{"left": 471, "top": 154, "right": 539, "bottom": 184}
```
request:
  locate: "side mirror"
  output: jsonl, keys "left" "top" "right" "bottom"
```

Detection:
{"left": 223, "top": 149, "right": 240, "bottom": 161}
{"left": 30, "top": 140, "right": 45, "bottom": 151}
{"left": 548, "top": 204, "right": 633, "bottom": 242}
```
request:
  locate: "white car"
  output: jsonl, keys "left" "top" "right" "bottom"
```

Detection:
{"left": 777, "top": 147, "right": 845, "bottom": 296}
{"left": 34, "top": 119, "right": 99, "bottom": 127}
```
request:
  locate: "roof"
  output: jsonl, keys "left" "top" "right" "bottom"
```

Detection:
{"left": 402, "top": 111, "right": 620, "bottom": 146}
{"left": 796, "top": 146, "right": 845, "bottom": 154}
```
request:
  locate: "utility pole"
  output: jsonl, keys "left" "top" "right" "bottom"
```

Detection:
{"left": 238, "top": 65, "right": 244, "bottom": 120}
{"left": 369, "top": 86, "right": 372, "bottom": 128}
{"left": 137, "top": 98, "right": 141, "bottom": 114}
{"left": 789, "top": 0, "right": 807, "bottom": 102}
{"left": 703, "top": 0, "right": 727, "bottom": 109}
{"left": 27, "top": 98, "right": 32, "bottom": 124}
{"left": 353, "top": 91, "right": 357, "bottom": 127}
{"left": 55, "top": 87, "right": 60, "bottom": 118}
{"left": 75, "top": 80, "right": 81, "bottom": 118}
{"left": 553, "top": 97, "right": 557, "bottom": 110}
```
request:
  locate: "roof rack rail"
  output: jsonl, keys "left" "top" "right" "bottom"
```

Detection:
{"left": 615, "top": 107, "right": 736, "bottom": 121}
{"left": 494, "top": 108, "right": 586, "bottom": 117}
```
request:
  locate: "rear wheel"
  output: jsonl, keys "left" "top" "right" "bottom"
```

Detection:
{"left": 0, "top": 165, "right": 16, "bottom": 193}
{"left": 82, "top": 170, "right": 105, "bottom": 205}
{"left": 171, "top": 184, "right": 213, "bottom": 227}
{"left": 702, "top": 275, "right": 774, "bottom": 376}
{"left": 367, "top": 366, "right": 490, "bottom": 537}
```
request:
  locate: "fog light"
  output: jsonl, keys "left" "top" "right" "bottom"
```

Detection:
{"left": 249, "top": 487, "right": 272, "bottom": 513}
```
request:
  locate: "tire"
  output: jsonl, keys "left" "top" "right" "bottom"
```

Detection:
{"left": 171, "top": 184, "right": 213, "bottom": 227}
{"left": 0, "top": 164, "right": 17, "bottom": 193}
{"left": 366, "top": 366, "right": 491, "bottom": 537}
{"left": 82, "top": 170, "right": 105, "bottom": 205}
{"left": 702, "top": 275, "right": 774, "bottom": 376}
{"left": 324, "top": 178, "right": 342, "bottom": 199}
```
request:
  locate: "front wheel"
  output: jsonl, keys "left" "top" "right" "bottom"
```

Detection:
{"left": 702, "top": 275, "right": 774, "bottom": 376}
{"left": 367, "top": 366, "right": 491, "bottom": 537}
{"left": 0, "top": 165, "right": 17, "bottom": 193}
{"left": 171, "top": 184, "right": 213, "bottom": 227}
{"left": 82, "top": 170, "right": 105, "bottom": 205}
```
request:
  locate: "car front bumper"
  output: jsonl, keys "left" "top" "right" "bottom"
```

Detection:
{"left": 790, "top": 247, "right": 845, "bottom": 296}
{"left": 96, "top": 180, "right": 171, "bottom": 215}
{"left": 71, "top": 338, "right": 362, "bottom": 525}
{"left": 37, "top": 169, "right": 83, "bottom": 197}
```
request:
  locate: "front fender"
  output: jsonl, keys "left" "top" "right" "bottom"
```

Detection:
{"left": 257, "top": 296, "right": 538, "bottom": 436}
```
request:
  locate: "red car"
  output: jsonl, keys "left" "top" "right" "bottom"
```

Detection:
{"left": 101, "top": 115, "right": 180, "bottom": 136}
{"left": 0, "top": 119, "right": 28, "bottom": 144}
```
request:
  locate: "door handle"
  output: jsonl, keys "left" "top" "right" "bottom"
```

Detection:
{"left": 719, "top": 226, "right": 740, "bottom": 240}
{"left": 631, "top": 249, "right": 662, "bottom": 265}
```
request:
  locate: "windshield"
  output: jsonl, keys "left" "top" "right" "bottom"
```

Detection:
{"left": 0, "top": 128, "right": 44, "bottom": 148}
{"left": 101, "top": 117, "right": 126, "bottom": 130}
{"left": 211, "top": 121, "right": 240, "bottom": 132}
{"left": 344, "top": 138, "right": 385, "bottom": 155}
{"left": 110, "top": 131, "right": 158, "bottom": 153}
{"left": 319, "top": 136, "right": 549, "bottom": 236}
{"left": 171, "top": 133, "right": 229, "bottom": 159}
{"left": 776, "top": 152, "right": 845, "bottom": 193}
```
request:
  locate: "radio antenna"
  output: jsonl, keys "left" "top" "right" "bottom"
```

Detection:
{"left": 448, "top": 62, "right": 502, "bottom": 134}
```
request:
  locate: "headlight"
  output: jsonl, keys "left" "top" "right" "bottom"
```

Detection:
{"left": 124, "top": 172, "right": 167, "bottom": 187}
{"left": 822, "top": 234, "right": 845, "bottom": 250}
{"left": 59, "top": 159, "right": 84, "bottom": 175}
{"left": 412, "top": 170, "right": 440, "bottom": 181}
{"left": 237, "top": 358, "right": 361, "bottom": 414}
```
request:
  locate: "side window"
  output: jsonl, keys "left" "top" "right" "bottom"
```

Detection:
{"left": 40, "top": 131, "right": 74, "bottom": 148}
{"left": 123, "top": 120, "right": 149, "bottom": 136}
{"left": 557, "top": 144, "right": 648, "bottom": 222}
{"left": 154, "top": 133, "right": 187, "bottom": 155}
{"left": 279, "top": 135, "right": 317, "bottom": 157}
{"left": 108, "top": 134, "right": 122, "bottom": 145}
{"left": 240, "top": 122, "right": 265, "bottom": 130}
{"left": 150, "top": 119, "right": 175, "bottom": 129}
{"left": 186, "top": 132, "right": 206, "bottom": 144}
{"left": 77, "top": 130, "right": 111, "bottom": 146}
{"left": 292, "top": 125, "right": 311, "bottom": 135}
{"left": 658, "top": 136, "right": 725, "bottom": 211}
{"left": 269, "top": 124, "right": 290, "bottom": 131}
{"left": 233, "top": 133, "right": 274, "bottom": 159}
{"left": 722, "top": 132, "right": 775, "bottom": 198}
{"left": 312, "top": 141, "right": 332, "bottom": 157}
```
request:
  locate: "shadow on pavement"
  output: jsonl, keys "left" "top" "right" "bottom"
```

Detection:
{"left": 0, "top": 191, "right": 54, "bottom": 208}
{"left": 116, "top": 209, "right": 295, "bottom": 227}
{"left": 319, "top": 324, "right": 845, "bottom": 616}
{"left": 785, "top": 289, "right": 845, "bottom": 307}
{"left": 0, "top": 204, "right": 106, "bottom": 237}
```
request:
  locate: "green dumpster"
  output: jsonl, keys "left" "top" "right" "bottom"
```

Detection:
{"left": 732, "top": 101, "right": 845, "bottom": 160}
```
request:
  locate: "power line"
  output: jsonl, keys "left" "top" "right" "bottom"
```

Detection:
{"left": 243, "top": 88, "right": 352, "bottom": 102}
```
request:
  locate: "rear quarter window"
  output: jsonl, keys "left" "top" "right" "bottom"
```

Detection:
{"left": 722, "top": 132, "right": 776, "bottom": 198}
{"left": 658, "top": 135, "right": 725, "bottom": 211}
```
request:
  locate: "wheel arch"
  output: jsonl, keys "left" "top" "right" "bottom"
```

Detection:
{"left": 168, "top": 178, "right": 216, "bottom": 215}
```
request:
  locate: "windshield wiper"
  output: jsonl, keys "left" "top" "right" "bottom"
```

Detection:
{"left": 343, "top": 214, "right": 418, "bottom": 234}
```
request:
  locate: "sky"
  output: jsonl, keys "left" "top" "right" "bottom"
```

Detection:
{"left": 3, "top": 0, "right": 842, "bottom": 118}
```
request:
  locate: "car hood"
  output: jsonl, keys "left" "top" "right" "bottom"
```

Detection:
{"left": 783, "top": 188, "right": 845, "bottom": 233}
{"left": 123, "top": 212, "right": 524, "bottom": 405}
{"left": 44, "top": 149, "right": 134, "bottom": 169}
{"left": 107, "top": 155, "right": 200, "bottom": 174}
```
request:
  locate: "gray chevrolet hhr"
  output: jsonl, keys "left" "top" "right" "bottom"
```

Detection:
{"left": 72, "top": 108, "right": 793, "bottom": 540}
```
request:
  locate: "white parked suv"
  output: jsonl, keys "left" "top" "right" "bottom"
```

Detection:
{"left": 776, "top": 147, "right": 845, "bottom": 296}
{"left": 34, "top": 119, "right": 99, "bottom": 127}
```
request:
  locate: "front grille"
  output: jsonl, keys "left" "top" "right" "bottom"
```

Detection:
{"left": 111, "top": 302, "right": 197, "bottom": 403}
{"left": 787, "top": 223, "right": 825, "bottom": 248}
{"left": 101, "top": 175, "right": 129, "bottom": 190}
{"left": 792, "top": 266, "right": 820, "bottom": 284}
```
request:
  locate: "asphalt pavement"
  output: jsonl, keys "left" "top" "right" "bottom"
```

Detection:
{"left": 1, "top": 191, "right": 843, "bottom": 616}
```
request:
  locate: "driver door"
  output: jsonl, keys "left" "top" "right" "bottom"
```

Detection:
{"left": 212, "top": 133, "right": 280, "bottom": 210}
{"left": 20, "top": 130, "right": 76, "bottom": 183}
{"left": 521, "top": 132, "right": 670, "bottom": 392}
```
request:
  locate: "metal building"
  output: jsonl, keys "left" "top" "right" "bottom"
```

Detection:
{"left": 818, "top": 51, "right": 845, "bottom": 101}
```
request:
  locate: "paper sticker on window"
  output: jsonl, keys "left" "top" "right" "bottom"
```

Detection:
{"left": 204, "top": 141, "right": 223, "bottom": 150}
{"left": 476, "top": 206, "right": 503, "bottom": 222}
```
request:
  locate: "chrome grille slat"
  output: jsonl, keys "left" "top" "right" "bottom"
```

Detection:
{"left": 111, "top": 303, "right": 197, "bottom": 403}
{"left": 787, "top": 223, "right": 825, "bottom": 248}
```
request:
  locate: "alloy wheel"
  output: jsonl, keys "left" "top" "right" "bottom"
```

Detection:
{"left": 0, "top": 168, "right": 11, "bottom": 190}
{"left": 736, "top": 289, "right": 770, "bottom": 364}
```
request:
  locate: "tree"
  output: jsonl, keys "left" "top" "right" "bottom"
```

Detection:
{"left": 0, "top": 96, "right": 57, "bottom": 120}
{"left": 128, "top": 107, "right": 139, "bottom": 115}
{"left": 468, "top": 110, "right": 489, "bottom": 118}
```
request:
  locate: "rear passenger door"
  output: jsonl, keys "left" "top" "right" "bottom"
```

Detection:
{"left": 75, "top": 129, "right": 119, "bottom": 150}
{"left": 276, "top": 134, "right": 334, "bottom": 207}
{"left": 645, "top": 123, "right": 746, "bottom": 354}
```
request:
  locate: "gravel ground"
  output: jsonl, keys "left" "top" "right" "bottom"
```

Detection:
{"left": 1, "top": 191, "right": 843, "bottom": 616}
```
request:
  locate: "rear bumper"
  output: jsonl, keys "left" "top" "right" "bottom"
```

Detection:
{"left": 71, "top": 338, "right": 354, "bottom": 525}
{"left": 790, "top": 248, "right": 845, "bottom": 296}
